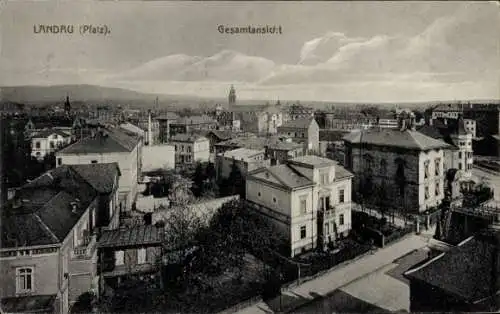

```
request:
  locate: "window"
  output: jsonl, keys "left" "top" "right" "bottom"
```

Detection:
{"left": 91, "top": 160, "right": 97, "bottom": 164}
{"left": 424, "top": 160, "right": 430, "bottom": 179}
{"left": 339, "top": 214, "right": 344, "bottom": 225}
{"left": 321, "top": 174, "right": 328, "bottom": 185}
{"left": 50, "top": 141, "right": 55, "bottom": 149}
{"left": 324, "top": 223, "right": 329, "bottom": 235}
{"left": 187, "top": 146, "right": 191, "bottom": 153}
{"left": 300, "top": 198, "right": 307, "bottom": 214}
{"left": 16, "top": 267, "right": 34, "bottom": 294}
{"left": 115, "top": 251, "right": 124, "bottom": 266}
{"left": 459, "top": 163, "right": 463, "bottom": 170}
{"left": 458, "top": 152, "right": 462, "bottom": 159}
{"left": 300, "top": 226, "right": 306, "bottom": 239}
{"left": 380, "top": 159, "right": 387, "bottom": 174}
{"left": 137, "top": 248, "right": 146, "bottom": 264}
{"left": 57, "top": 158, "right": 62, "bottom": 166}
{"left": 258, "top": 192, "right": 261, "bottom": 197}
{"left": 35, "top": 142, "right": 40, "bottom": 149}
{"left": 435, "top": 158, "right": 441, "bottom": 176}
{"left": 273, "top": 197, "right": 277, "bottom": 203}
{"left": 325, "top": 196, "right": 331, "bottom": 210}
{"left": 339, "top": 189, "right": 345, "bottom": 203}
{"left": 435, "top": 181, "right": 440, "bottom": 196}
{"left": 425, "top": 186, "right": 430, "bottom": 200}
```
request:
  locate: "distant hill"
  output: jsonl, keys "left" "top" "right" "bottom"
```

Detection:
{"left": 0, "top": 84, "right": 225, "bottom": 109}
{"left": 0, "top": 84, "right": 497, "bottom": 110}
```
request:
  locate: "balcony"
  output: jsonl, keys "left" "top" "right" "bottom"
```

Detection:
{"left": 73, "top": 235, "right": 97, "bottom": 259}
{"left": 323, "top": 207, "right": 336, "bottom": 219}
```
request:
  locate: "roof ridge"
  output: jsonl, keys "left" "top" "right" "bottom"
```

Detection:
{"left": 409, "top": 130, "right": 426, "bottom": 150}
{"left": 33, "top": 212, "right": 60, "bottom": 243}
{"left": 266, "top": 166, "right": 297, "bottom": 188}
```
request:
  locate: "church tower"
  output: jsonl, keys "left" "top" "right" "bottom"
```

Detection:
{"left": 228, "top": 85, "right": 236, "bottom": 110}
{"left": 64, "top": 95, "right": 71, "bottom": 115}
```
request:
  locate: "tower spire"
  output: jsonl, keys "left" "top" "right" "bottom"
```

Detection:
{"left": 228, "top": 85, "right": 236, "bottom": 110}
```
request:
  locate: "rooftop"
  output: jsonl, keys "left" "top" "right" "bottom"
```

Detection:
{"left": 1, "top": 164, "right": 120, "bottom": 249}
{"left": 28, "top": 116, "right": 75, "bottom": 129}
{"left": 249, "top": 158, "right": 352, "bottom": 189}
{"left": 216, "top": 135, "right": 302, "bottom": 151}
{"left": 343, "top": 128, "right": 451, "bottom": 151}
{"left": 222, "top": 148, "right": 264, "bottom": 160}
{"left": 120, "top": 122, "right": 146, "bottom": 136}
{"left": 155, "top": 112, "right": 179, "bottom": 120}
{"left": 404, "top": 231, "right": 500, "bottom": 304}
{"left": 98, "top": 225, "right": 163, "bottom": 250}
{"left": 206, "top": 130, "right": 235, "bottom": 141}
{"left": 170, "top": 133, "right": 208, "bottom": 143}
{"left": 173, "top": 115, "right": 217, "bottom": 125}
{"left": 31, "top": 129, "right": 70, "bottom": 139}
{"left": 290, "top": 155, "right": 337, "bottom": 168}
{"left": 69, "top": 163, "right": 121, "bottom": 194}
{"left": 58, "top": 127, "right": 140, "bottom": 154}
{"left": 279, "top": 117, "right": 315, "bottom": 129}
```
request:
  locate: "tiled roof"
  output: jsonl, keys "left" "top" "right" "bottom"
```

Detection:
{"left": 119, "top": 122, "right": 146, "bottom": 136}
{"left": 405, "top": 231, "right": 500, "bottom": 303}
{"left": 335, "top": 166, "right": 354, "bottom": 180}
{"left": 343, "top": 129, "right": 451, "bottom": 151}
{"left": 266, "top": 164, "right": 314, "bottom": 189}
{"left": 70, "top": 163, "right": 120, "bottom": 194}
{"left": 279, "top": 117, "right": 314, "bottom": 129}
{"left": 207, "top": 130, "right": 234, "bottom": 141}
{"left": 320, "top": 130, "right": 350, "bottom": 142}
{"left": 174, "top": 115, "right": 216, "bottom": 125}
{"left": 57, "top": 128, "right": 140, "bottom": 154}
{"left": 29, "top": 116, "right": 74, "bottom": 129}
{"left": 267, "top": 141, "right": 303, "bottom": 151}
{"left": 31, "top": 129, "right": 70, "bottom": 139}
{"left": 170, "top": 133, "right": 207, "bottom": 143}
{"left": 222, "top": 148, "right": 264, "bottom": 160}
{"left": 98, "top": 225, "right": 163, "bottom": 249}
{"left": 216, "top": 135, "right": 302, "bottom": 151}
{"left": 290, "top": 155, "right": 336, "bottom": 168}
{"left": 0, "top": 164, "right": 117, "bottom": 249}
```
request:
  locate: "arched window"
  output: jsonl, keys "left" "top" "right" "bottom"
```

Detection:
{"left": 395, "top": 158, "right": 406, "bottom": 196}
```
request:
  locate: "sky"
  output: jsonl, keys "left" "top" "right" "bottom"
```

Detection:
{"left": 0, "top": 1, "right": 499, "bottom": 102}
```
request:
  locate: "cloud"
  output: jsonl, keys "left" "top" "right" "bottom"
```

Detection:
{"left": 299, "top": 32, "right": 365, "bottom": 65}
{"left": 110, "top": 50, "right": 275, "bottom": 82}
{"left": 261, "top": 4, "right": 499, "bottom": 85}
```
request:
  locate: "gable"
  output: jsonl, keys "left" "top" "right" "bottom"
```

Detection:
{"left": 251, "top": 170, "right": 286, "bottom": 187}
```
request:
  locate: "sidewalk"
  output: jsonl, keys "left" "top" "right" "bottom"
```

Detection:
{"left": 235, "top": 234, "right": 429, "bottom": 314}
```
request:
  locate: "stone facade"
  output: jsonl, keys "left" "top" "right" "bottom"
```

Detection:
{"left": 345, "top": 143, "right": 446, "bottom": 213}
{"left": 246, "top": 158, "right": 353, "bottom": 257}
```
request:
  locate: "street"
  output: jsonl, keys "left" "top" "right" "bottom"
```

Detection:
{"left": 291, "top": 248, "right": 429, "bottom": 313}
{"left": 235, "top": 234, "right": 429, "bottom": 314}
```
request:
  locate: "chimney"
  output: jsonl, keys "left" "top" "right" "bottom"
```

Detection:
{"left": 148, "top": 110, "right": 153, "bottom": 145}
{"left": 400, "top": 118, "right": 406, "bottom": 131}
